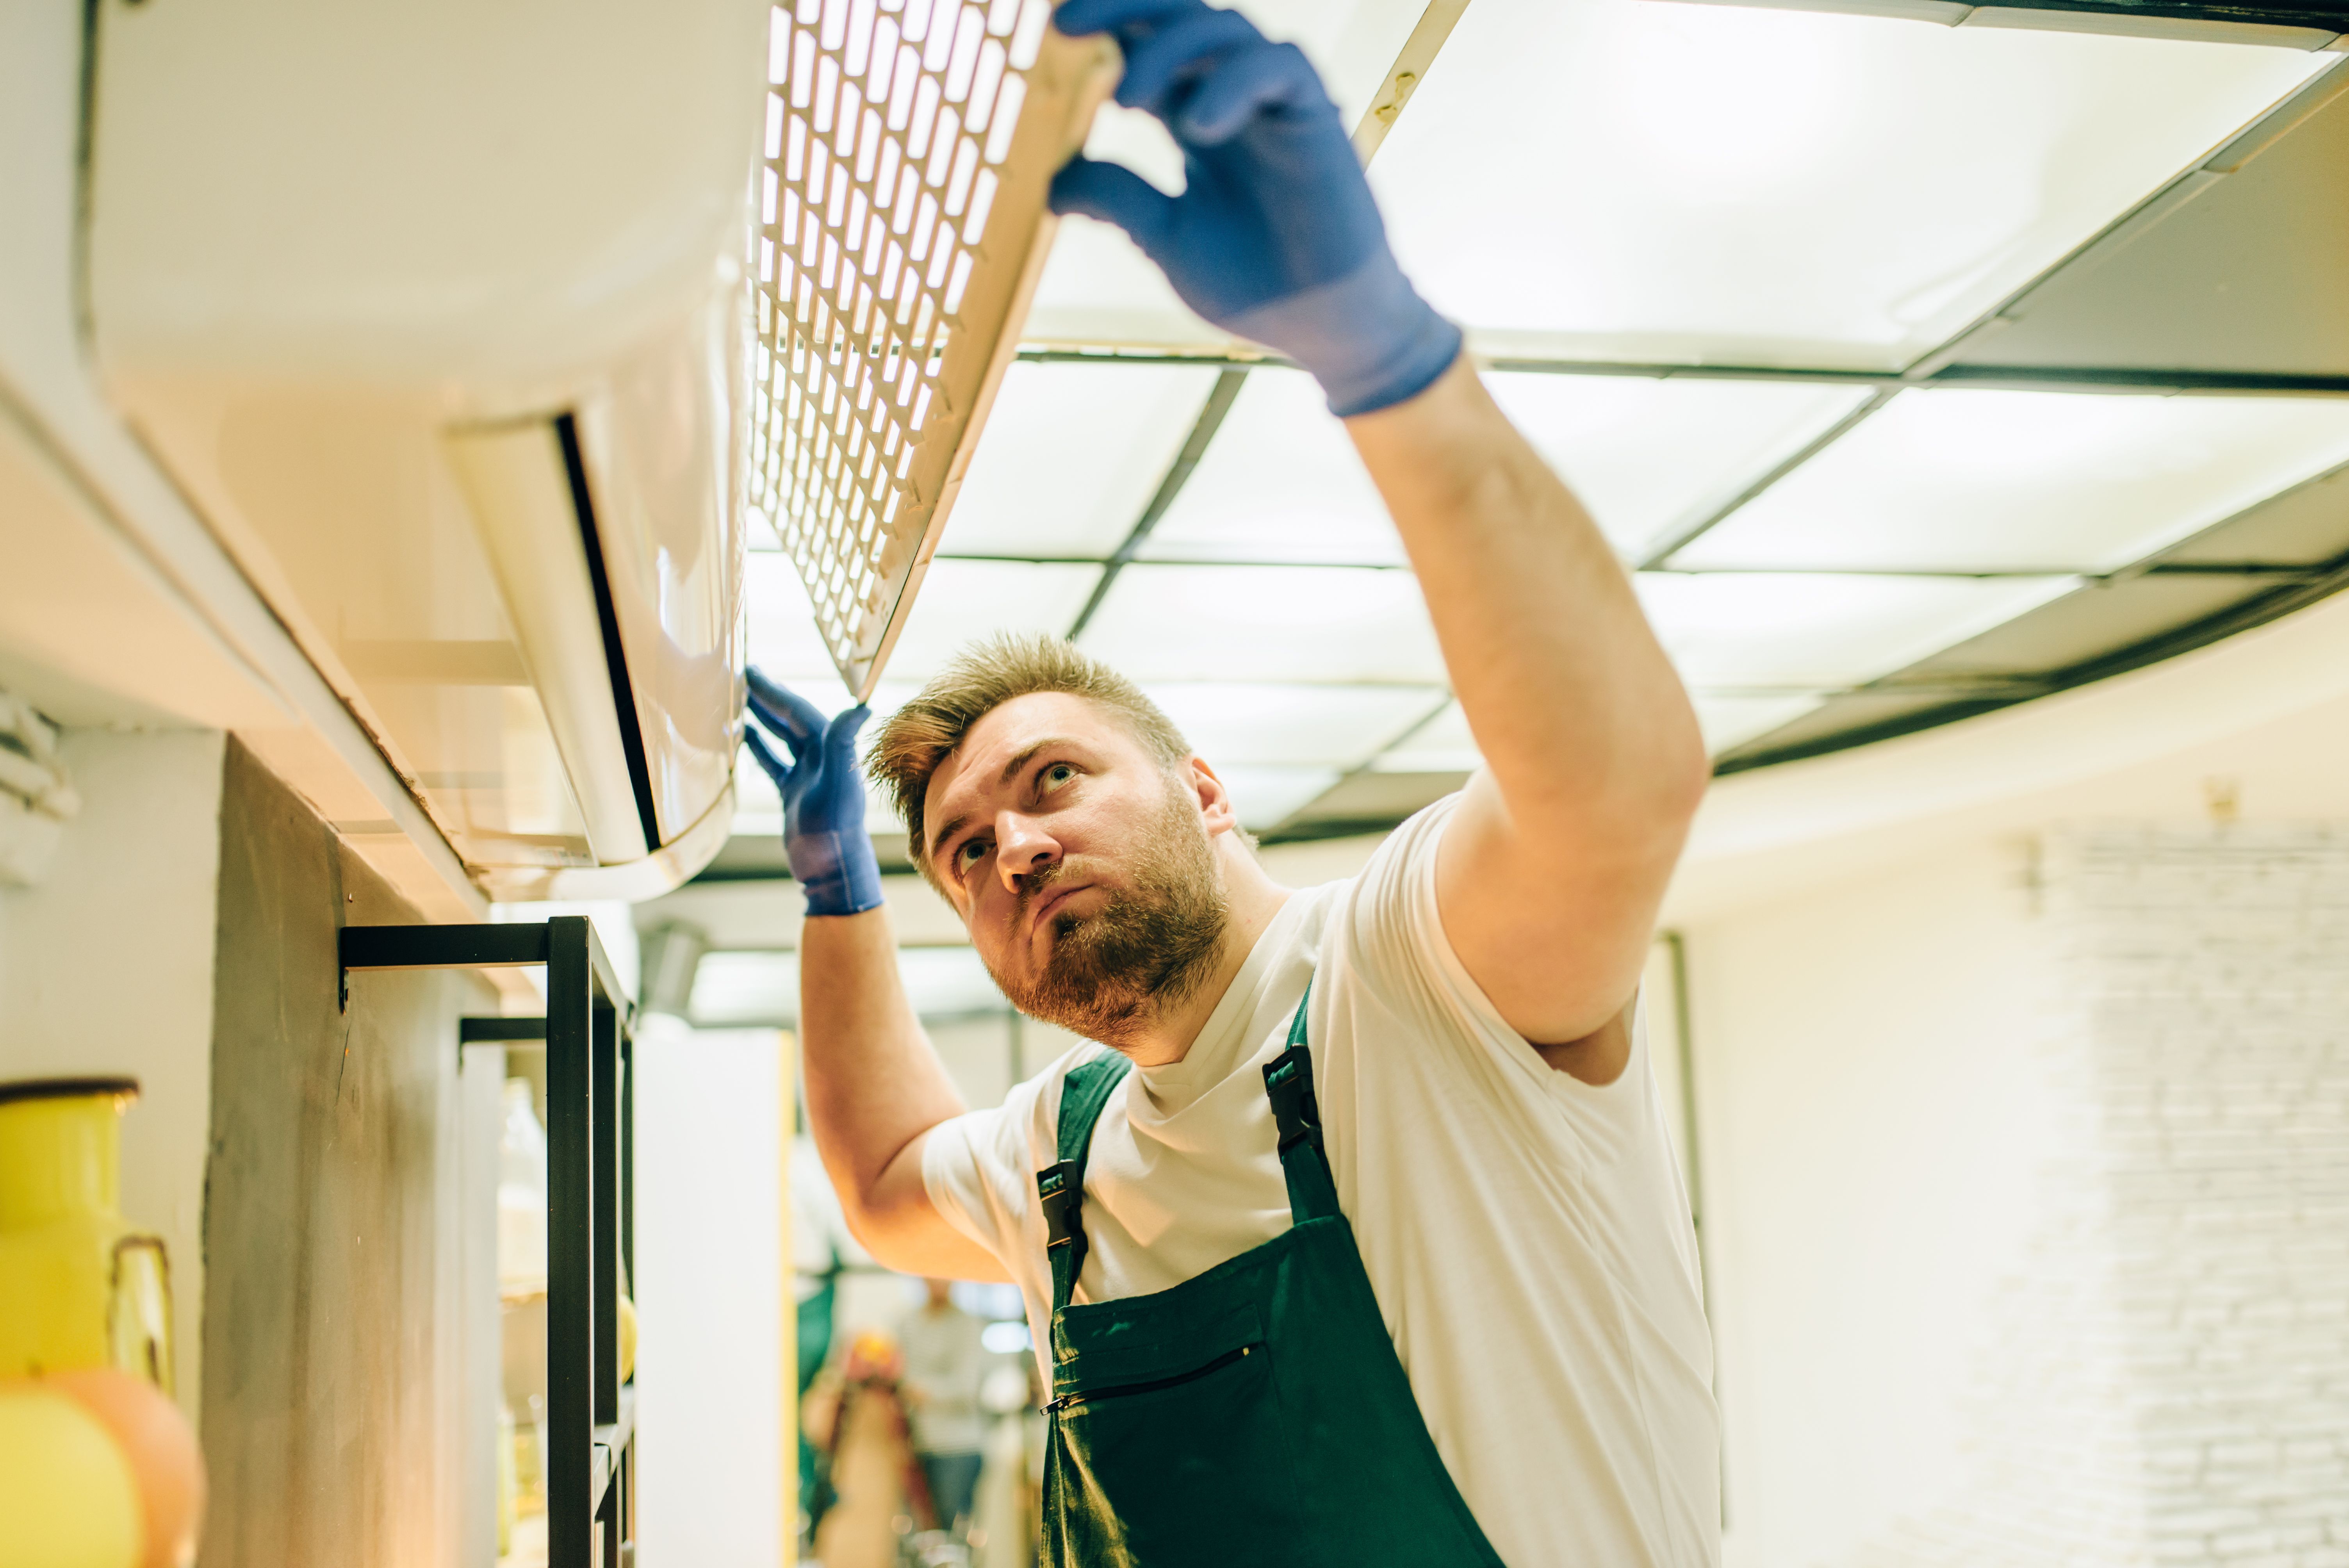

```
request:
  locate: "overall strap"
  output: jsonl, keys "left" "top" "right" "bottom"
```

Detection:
{"left": 1262, "top": 981, "right": 1342, "bottom": 1225}
{"left": 1038, "top": 1053, "right": 1132, "bottom": 1312}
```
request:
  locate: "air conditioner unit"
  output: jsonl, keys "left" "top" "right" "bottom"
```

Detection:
{"left": 85, "top": 0, "right": 771, "bottom": 901}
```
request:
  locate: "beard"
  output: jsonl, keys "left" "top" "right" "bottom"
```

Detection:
{"left": 988, "top": 782, "right": 1230, "bottom": 1049}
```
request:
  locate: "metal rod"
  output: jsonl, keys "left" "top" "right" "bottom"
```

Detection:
{"left": 340, "top": 923, "right": 549, "bottom": 971}
{"left": 545, "top": 916, "right": 594, "bottom": 1568}
{"left": 460, "top": 1016, "right": 550, "bottom": 1043}
{"left": 593, "top": 985, "right": 621, "bottom": 1428}
{"left": 1014, "top": 346, "right": 2349, "bottom": 399}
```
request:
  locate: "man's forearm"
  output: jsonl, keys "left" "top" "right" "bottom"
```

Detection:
{"left": 1347, "top": 357, "right": 1708, "bottom": 837}
{"left": 799, "top": 904, "right": 968, "bottom": 1237}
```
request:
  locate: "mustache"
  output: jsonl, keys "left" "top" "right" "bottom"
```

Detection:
{"left": 1015, "top": 857, "right": 1098, "bottom": 927}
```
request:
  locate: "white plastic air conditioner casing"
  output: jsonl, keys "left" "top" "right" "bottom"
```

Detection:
{"left": 86, "top": 0, "right": 771, "bottom": 901}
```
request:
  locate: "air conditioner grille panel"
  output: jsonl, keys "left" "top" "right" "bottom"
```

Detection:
{"left": 753, "top": 0, "right": 1113, "bottom": 698}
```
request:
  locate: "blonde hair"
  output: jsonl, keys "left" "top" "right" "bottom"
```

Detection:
{"left": 869, "top": 634, "right": 1192, "bottom": 880}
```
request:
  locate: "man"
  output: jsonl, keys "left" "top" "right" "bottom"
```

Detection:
{"left": 745, "top": 0, "right": 1718, "bottom": 1561}
{"left": 897, "top": 1279, "right": 990, "bottom": 1534}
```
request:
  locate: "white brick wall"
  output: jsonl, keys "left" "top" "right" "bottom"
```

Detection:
{"left": 1861, "top": 828, "right": 2349, "bottom": 1568}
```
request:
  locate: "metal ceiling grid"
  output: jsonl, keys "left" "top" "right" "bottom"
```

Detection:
{"left": 736, "top": 0, "right": 2349, "bottom": 851}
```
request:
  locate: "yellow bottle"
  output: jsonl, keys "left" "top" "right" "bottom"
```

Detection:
{"left": 0, "top": 1078, "right": 173, "bottom": 1390}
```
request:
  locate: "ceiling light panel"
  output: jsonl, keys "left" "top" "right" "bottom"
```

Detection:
{"left": 1145, "top": 367, "right": 1878, "bottom": 567}
{"left": 1078, "top": 565, "right": 1449, "bottom": 682}
{"left": 747, "top": 550, "right": 1094, "bottom": 694}
{"left": 745, "top": 548, "right": 843, "bottom": 680}
{"left": 1142, "top": 369, "right": 1404, "bottom": 565}
{"left": 1676, "top": 389, "right": 2349, "bottom": 572}
{"left": 876, "top": 558, "right": 1105, "bottom": 679}
{"left": 1370, "top": 698, "right": 1481, "bottom": 772}
{"left": 1369, "top": 0, "right": 2327, "bottom": 368}
{"left": 1635, "top": 571, "right": 2077, "bottom": 687}
{"left": 1485, "top": 373, "right": 1875, "bottom": 560}
{"left": 1216, "top": 765, "right": 1348, "bottom": 829}
{"left": 938, "top": 360, "right": 1225, "bottom": 558}
{"left": 1144, "top": 682, "right": 1450, "bottom": 767}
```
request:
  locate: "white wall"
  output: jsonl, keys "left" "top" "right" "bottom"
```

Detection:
{"left": 0, "top": 727, "right": 224, "bottom": 1427}
{"left": 1672, "top": 593, "right": 2349, "bottom": 1568}
{"left": 1686, "top": 833, "right": 2064, "bottom": 1568}
{"left": 633, "top": 1018, "right": 791, "bottom": 1567}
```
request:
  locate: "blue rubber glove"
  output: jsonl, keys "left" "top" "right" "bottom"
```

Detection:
{"left": 1048, "top": 0, "right": 1461, "bottom": 417}
{"left": 743, "top": 668, "right": 885, "bottom": 918}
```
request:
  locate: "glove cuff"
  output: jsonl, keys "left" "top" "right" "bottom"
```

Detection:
{"left": 1227, "top": 252, "right": 1464, "bottom": 419}
{"left": 795, "top": 827, "right": 887, "bottom": 919}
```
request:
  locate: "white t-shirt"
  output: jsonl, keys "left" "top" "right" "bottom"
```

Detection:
{"left": 923, "top": 797, "right": 1721, "bottom": 1568}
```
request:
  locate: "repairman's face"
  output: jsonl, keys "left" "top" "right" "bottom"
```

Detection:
{"left": 921, "top": 693, "right": 1234, "bottom": 1046}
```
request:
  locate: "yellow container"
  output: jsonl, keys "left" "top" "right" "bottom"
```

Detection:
{"left": 0, "top": 1079, "right": 173, "bottom": 1390}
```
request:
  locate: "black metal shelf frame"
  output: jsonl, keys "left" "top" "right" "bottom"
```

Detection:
{"left": 341, "top": 917, "right": 636, "bottom": 1568}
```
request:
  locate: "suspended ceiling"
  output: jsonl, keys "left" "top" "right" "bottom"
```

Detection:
{"left": 735, "top": 0, "right": 2349, "bottom": 857}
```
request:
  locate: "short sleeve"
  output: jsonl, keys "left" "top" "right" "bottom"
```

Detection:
{"left": 920, "top": 1090, "right": 1040, "bottom": 1263}
{"left": 1331, "top": 792, "right": 1475, "bottom": 1012}
{"left": 1322, "top": 790, "right": 1662, "bottom": 1164}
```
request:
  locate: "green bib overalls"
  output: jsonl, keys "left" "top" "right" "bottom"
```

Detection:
{"left": 1035, "top": 985, "right": 1510, "bottom": 1567}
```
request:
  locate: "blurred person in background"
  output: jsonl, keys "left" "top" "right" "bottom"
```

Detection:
{"left": 804, "top": 1330, "right": 926, "bottom": 1568}
{"left": 900, "top": 1278, "right": 990, "bottom": 1535}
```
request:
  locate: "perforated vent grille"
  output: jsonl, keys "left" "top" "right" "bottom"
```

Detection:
{"left": 752, "top": 0, "right": 1114, "bottom": 698}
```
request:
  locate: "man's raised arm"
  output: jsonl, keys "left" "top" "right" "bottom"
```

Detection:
{"left": 1350, "top": 369, "right": 1708, "bottom": 1071}
{"left": 1046, "top": 0, "right": 1706, "bottom": 1072}
{"left": 745, "top": 671, "right": 1008, "bottom": 1281}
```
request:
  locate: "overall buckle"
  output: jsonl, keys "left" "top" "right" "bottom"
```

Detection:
{"left": 1262, "top": 1046, "right": 1323, "bottom": 1157}
{"left": 1037, "top": 1160, "right": 1083, "bottom": 1254}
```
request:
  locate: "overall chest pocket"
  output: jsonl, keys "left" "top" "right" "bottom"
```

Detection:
{"left": 1044, "top": 1335, "right": 1314, "bottom": 1568}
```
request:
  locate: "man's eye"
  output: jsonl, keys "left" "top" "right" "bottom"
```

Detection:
{"left": 1043, "top": 763, "right": 1075, "bottom": 788}
{"left": 958, "top": 839, "right": 987, "bottom": 867}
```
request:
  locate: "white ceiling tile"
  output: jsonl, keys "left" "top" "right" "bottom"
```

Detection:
{"left": 1369, "top": 698, "right": 1480, "bottom": 773}
{"left": 859, "top": 559, "right": 1104, "bottom": 684}
{"left": 1144, "top": 682, "right": 1449, "bottom": 767}
{"left": 1674, "top": 388, "right": 2349, "bottom": 572}
{"left": 1216, "top": 764, "right": 1346, "bottom": 830}
{"left": 941, "top": 361, "right": 1224, "bottom": 559}
{"left": 1484, "top": 373, "right": 1874, "bottom": 560}
{"left": 743, "top": 550, "right": 839, "bottom": 681}
{"left": 1372, "top": 0, "right": 2326, "bottom": 365}
{"left": 1141, "top": 369, "right": 1404, "bottom": 565}
{"left": 1634, "top": 571, "right": 2076, "bottom": 687}
{"left": 1078, "top": 565, "right": 1448, "bottom": 682}
{"left": 749, "top": 553, "right": 1098, "bottom": 698}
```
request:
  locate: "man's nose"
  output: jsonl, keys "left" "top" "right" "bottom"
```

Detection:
{"left": 994, "top": 812, "right": 1060, "bottom": 891}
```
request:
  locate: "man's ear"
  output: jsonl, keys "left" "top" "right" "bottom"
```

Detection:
{"left": 1183, "top": 754, "right": 1240, "bottom": 836}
